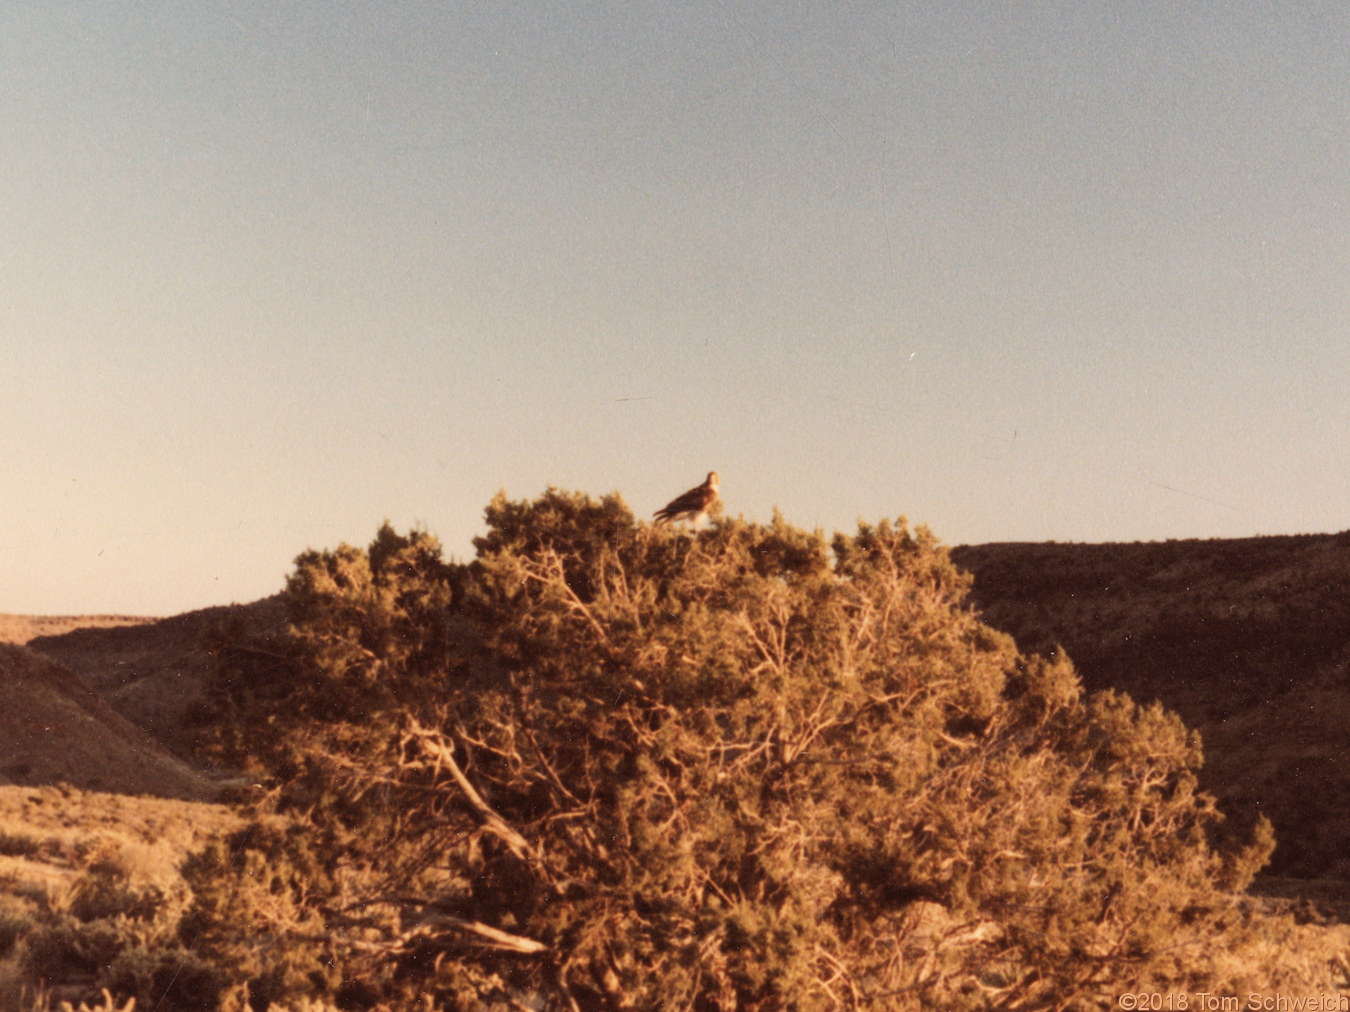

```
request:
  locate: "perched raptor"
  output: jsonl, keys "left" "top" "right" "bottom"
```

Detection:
{"left": 654, "top": 471, "right": 720, "bottom": 526}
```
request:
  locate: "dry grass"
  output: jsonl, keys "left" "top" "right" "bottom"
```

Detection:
{"left": 1188, "top": 895, "right": 1350, "bottom": 996}
{"left": 0, "top": 785, "right": 241, "bottom": 1011}
{"left": 0, "top": 783, "right": 239, "bottom": 891}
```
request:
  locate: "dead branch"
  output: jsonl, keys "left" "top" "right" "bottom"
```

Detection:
{"left": 411, "top": 913, "right": 549, "bottom": 954}
{"left": 402, "top": 716, "right": 534, "bottom": 862}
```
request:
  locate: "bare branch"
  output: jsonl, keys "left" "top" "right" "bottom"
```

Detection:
{"left": 412, "top": 913, "right": 549, "bottom": 954}
{"left": 402, "top": 717, "right": 534, "bottom": 863}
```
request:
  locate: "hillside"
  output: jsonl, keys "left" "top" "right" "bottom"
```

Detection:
{"left": 952, "top": 532, "right": 1350, "bottom": 880}
{"left": 6, "top": 538, "right": 1348, "bottom": 881}
{"left": 0, "top": 599, "right": 284, "bottom": 804}
{"left": 27, "top": 597, "right": 287, "bottom": 762}
{"left": 0, "top": 644, "right": 216, "bottom": 802}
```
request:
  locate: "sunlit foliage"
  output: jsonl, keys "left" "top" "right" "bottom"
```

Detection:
{"left": 188, "top": 492, "right": 1276, "bottom": 1010}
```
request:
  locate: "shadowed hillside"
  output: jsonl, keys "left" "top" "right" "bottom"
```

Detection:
{"left": 0, "top": 644, "right": 216, "bottom": 802}
{"left": 952, "top": 532, "right": 1350, "bottom": 880}
{"left": 0, "top": 599, "right": 284, "bottom": 806}
{"left": 28, "top": 597, "right": 287, "bottom": 762}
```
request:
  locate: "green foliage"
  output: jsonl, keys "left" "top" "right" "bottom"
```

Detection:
{"left": 23, "top": 914, "right": 129, "bottom": 988}
{"left": 191, "top": 490, "right": 1277, "bottom": 1009}
{"left": 100, "top": 946, "right": 225, "bottom": 1012}
{"left": 200, "top": 522, "right": 463, "bottom": 779}
{"left": 180, "top": 820, "right": 345, "bottom": 1011}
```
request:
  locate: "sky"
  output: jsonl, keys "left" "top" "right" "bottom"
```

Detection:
{"left": 3, "top": 2, "right": 1348, "bottom": 615}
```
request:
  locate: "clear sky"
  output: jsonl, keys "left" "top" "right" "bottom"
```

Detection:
{"left": 4, "top": 3, "right": 1348, "bottom": 615}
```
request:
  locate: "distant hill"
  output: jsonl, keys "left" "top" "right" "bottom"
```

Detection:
{"left": 28, "top": 596, "right": 287, "bottom": 761}
{"left": 952, "top": 532, "right": 1350, "bottom": 880}
{"left": 0, "top": 643, "right": 216, "bottom": 801}
{"left": 0, "top": 613, "right": 156, "bottom": 645}
{"left": 0, "top": 598, "right": 286, "bottom": 803}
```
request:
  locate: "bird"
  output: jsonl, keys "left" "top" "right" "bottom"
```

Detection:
{"left": 654, "top": 471, "right": 720, "bottom": 526}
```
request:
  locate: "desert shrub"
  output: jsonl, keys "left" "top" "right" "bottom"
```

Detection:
{"left": 190, "top": 490, "right": 1277, "bottom": 1009}
{"left": 66, "top": 874, "right": 168, "bottom": 928}
{"left": 99, "top": 945, "right": 224, "bottom": 1011}
{"left": 0, "top": 904, "right": 28, "bottom": 957}
{"left": 199, "top": 522, "right": 462, "bottom": 783}
{"left": 0, "top": 831, "right": 42, "bottom": 858}
{"left": 180, "top": 819, "right": 347, "bottom": 1011}
{"left": 23, "top": 914, "right": 128, "bottom": 986}
{"left": 18, "top": 848, "right": 203, "bottom": 1007}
